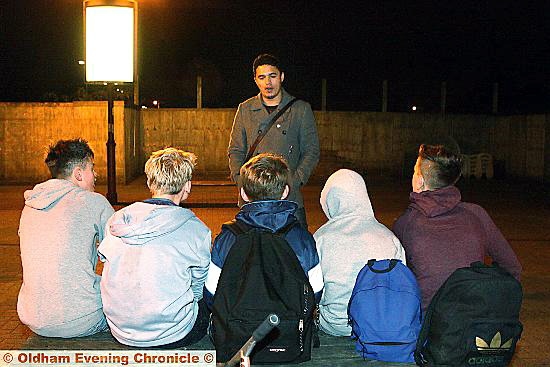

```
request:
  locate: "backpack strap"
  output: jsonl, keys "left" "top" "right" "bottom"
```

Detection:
{"left": 367, "top": 258, "right": 400, "bottom": 273}
{"left": 470, "top": 261, "right": 486, "bottom": 268}
{"left": 415, "top": 272, "right": 445, "bottom": 366}
{"left": 222, "top": 219, "right": 251, "bottom": 236}
{"left": 415, "top": 303, "right": 433, "bottom": 365}
{"left": 471, "top": 261, "right": 514, "bottom": 277}
{"left": 222, "top": 219, "right": 298, "bottom": 237}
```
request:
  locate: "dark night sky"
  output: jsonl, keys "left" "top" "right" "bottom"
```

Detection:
{"left": 1, "top": 0, "right": 548, "bottom": 113}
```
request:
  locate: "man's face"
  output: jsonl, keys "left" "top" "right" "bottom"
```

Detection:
{"left": 254, "top": 64, "right": 284, "bottom": 103}
{"left": 79, "top": 160, "right": 97, "bottom": 192}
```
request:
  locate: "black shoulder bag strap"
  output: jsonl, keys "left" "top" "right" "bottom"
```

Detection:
{"left": 222, "top": 219, "right": 251, "bottom": 236}
{"left": 244, "top": 98, "right": 298, "bottom": 163}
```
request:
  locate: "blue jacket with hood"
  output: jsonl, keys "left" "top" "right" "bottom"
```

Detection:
{"left": 204, "top": 200, "right": 323, "bottom": 308}
{"left": 98, "top": 199, "right": 211, "bottom": 347}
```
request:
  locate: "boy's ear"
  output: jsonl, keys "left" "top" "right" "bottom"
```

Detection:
{"left": 184, "top": 180, "right": 192, "bottom": 194}
{"left": 73, "top": 166, "right": 83, "bottom": 182}
{"left": 281, "top": 184, "right": 290, "bottom": 200}
{"left": 240, "top": 187, "right": 250, "bottom": 203}
{"left": 412, "top": 172, "right": 425, "bottom": 193}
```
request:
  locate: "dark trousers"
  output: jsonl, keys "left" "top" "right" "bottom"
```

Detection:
{"left": 156, "top": 298, "right": 209, "bottom": 349}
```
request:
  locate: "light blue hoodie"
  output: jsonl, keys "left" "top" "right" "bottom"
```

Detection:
{"left": 18, "top": 179, "right": 114, "bottom": 337}
{"left": 98, "top": 199, "right": 211, "bottom": 347}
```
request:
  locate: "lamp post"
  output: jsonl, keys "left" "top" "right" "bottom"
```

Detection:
{"left": 84, "top": 0, "right": 137, "bottom": 204}
{"left": 77, "top": 60, "right": 87, "bottom": 97}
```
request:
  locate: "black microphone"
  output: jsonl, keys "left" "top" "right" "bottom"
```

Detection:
{"left": 224, "top": 313, "right": 280, "bottom": 367}
{"left": 252, "top": 314, "right": 280, "bottom": 341}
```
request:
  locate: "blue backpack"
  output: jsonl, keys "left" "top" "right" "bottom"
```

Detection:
{"left": 348, "top": 259, "right": 422, "bottom": 363}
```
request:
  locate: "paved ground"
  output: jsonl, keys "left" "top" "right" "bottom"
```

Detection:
{"left": 1, "top": 175, "right": 549, "bottom": 366}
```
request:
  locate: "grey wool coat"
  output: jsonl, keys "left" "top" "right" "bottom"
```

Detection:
{"left": 228, "top": 89, "right": 320, "bottom": 207}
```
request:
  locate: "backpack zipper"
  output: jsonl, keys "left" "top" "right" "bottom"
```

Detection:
{"left": 299, "top": 318, "right": 304, "bottom": 352}
{"left": 299, "top": 283, "right": 309, "bottom": 352}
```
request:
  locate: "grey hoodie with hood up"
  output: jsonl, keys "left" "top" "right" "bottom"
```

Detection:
{"left": 314, "top": 169, "right": 406, "bottom": 336}
{"left": 17, "top": 179, "right": 114, "bottom": 337}
{"left": 98, "top": 200, "right": 211, "bottom": 347}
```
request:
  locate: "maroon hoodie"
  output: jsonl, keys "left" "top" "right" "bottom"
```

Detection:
{"left": 393, "top": 185, "right": 522, "bottom": 311}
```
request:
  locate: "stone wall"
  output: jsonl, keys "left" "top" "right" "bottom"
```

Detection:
{"left": 0, "top": 101, "right": 141, "bottom": 184}
{"left": 1, "top": 102, "right": 548, "bottom": 184}
{"left": 142, "top": 109, "right": 549, "bottom": 182}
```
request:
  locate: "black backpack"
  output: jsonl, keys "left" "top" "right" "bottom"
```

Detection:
{"left": 211, "top": 220, "right": 315, "bottom": 364}
{"left": 415, "top": 262, "right": 523, "bottom": 367}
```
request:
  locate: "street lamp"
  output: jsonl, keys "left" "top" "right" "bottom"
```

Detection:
{"left": 84, "top": 0, "right": 137, "bottom": 204}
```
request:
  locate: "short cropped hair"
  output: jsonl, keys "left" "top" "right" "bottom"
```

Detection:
{"left": 240, "top": 153, "right": 289, "bottom": 201}
{"left": 45, "top": 138, "right": 94, "bottom": 179}
{"left": 418, "top": 144, "right": 462, "bottom": 189}
{"left": 252, "top": 53, "right": 282, "bottom": 77}
{"left": 145, "top": 148, "right": 197, "bottom": 195}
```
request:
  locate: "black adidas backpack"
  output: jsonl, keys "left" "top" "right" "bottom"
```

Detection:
{"left": 415, "top": 262, "right": 523, "bottom": 367}
{"left": 211, "top": 220, "right": 316, "bottom": 364}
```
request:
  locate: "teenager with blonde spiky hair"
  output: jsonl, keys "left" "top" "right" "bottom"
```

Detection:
{"left": 99, "top": 147, "right": 211, "bottom": 348}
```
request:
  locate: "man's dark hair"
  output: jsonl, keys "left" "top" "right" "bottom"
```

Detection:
{"left": 252, "top": 53, "right": 282, "bottom": 76}
{"left": 418, "top": 144, "right": 462, "bottom": 189}
{"left": 240, "top": 153, "right": 289, "bottom": 201}
{"left": 45, "top": 138, "right": 94, "bottom": 178}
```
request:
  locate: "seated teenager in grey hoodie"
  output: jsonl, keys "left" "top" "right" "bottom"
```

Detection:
{"left": 314, "top": 169, "right": 406, "bottom": 336}
{"left": 99, "top": 148, "right": 211, "bottom": 348}
{"left": 18, "top": 138, "right": 114, "bottom": 338}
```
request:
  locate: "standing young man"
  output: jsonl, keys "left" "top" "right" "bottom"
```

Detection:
{"left": 228, "top": 53, "right": 320, "bottom": 227}
{"left": 18, "top": 138, "right": 114, "bottom": 337}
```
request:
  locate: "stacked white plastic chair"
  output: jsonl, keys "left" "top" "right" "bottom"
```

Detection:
{"left": 461, "top": 153, "right": 493, "bottom": 179}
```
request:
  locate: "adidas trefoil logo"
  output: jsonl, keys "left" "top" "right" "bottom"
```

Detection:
{"left": 476, "top": 332, "right": 513, "bottom": 352}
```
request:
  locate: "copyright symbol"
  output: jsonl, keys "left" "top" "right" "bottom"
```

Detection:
{"left": 204, "top": 353, "right": 214, "bottom": 363}
{"left": 3, "top": 353, "right": 14, "bottom": 363}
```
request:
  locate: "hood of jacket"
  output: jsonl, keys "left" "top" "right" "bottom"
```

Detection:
{"left": 109, "top": 201, "right": 194, "bottom": 245}
{"left": 236, "top": 200, "right": 298, "bottom": 232}
{"left": 409, "top": 185, "right": 462, "bottom": 217}
{"left": 320, "top": 169, "right": 375, "bottom": 220}
{"left": 24, "top": 179, "right": 83, "bottom": 210}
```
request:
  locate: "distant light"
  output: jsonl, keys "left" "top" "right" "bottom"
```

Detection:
{"left": 141, "top": 106, "right": 147, "bottom": 109}
{"left": 153, "top": 100, "right": 158, "bottom": 106}
{"left": 78, "top": 60, "right": 86, "bottom": 65}
{"left": 85, "top": 3, "right": 135, "bottom": 82}
{"left": 412, "top": 106, "right": 417, "bottom": 111}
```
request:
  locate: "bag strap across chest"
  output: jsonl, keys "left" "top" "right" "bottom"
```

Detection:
{"left": 244, "top": 98, "right": 298, "bottom": 163}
